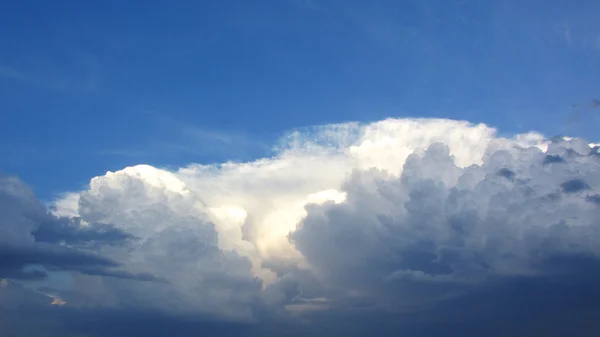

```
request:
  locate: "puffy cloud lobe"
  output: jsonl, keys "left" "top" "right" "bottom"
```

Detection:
{"left": 0, "top": 172, "right": 265, "bottom": 322}
{"left": 291, "top": 137, "right": 600, "bottom": 307}
{"left": 58, "top": 167, "right": 264, "bottom": 320}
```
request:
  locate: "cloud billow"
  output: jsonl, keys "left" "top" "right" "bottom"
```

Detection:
{"left": 292, "top": 139, "right": 600, "bottom": 304}
{"left": 3, "top": 118, "right": 600, "bottom": 336}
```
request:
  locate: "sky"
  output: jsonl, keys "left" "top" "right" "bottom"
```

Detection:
{"left": 1, "top": 1, "right": 600, "bottom": 336}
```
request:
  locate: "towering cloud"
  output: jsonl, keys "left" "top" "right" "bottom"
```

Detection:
{"left": 3, "top": 118, "right": 600, "bottom": 336}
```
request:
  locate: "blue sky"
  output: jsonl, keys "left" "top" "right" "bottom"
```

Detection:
{"left": 1, "top": 0, "right": 599, "bottom": 199}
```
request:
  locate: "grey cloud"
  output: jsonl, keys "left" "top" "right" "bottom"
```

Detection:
{"left": 543, "top": 154, "right": 566, "bottom": 165}
{"left": 586, "top": 194, "right": 600, "bottom": 205}
{"left": 0, "top": 174, "right": 158, "bottom": 283}
{"left": 4, "top": 276, "right": 600, "bottom": 337}
{"left": 561, "top": 179, "right": 590, "bottom": 193}
{"left": 290, "top": 138, "right": 600, "bottom": 311}
{"left": 0, "top": 243, "right": 157, "bottom": 282}
{"left": 0, "top": 267, "right": 48, "bottom": 280}
{"left": 69, "top": 265, "right": 165, "bottom": 282}
{"left": 32, "top": 217, "right": 134, "bottom": 247}
{"left": 0, "top": 174, "right": 47, "bottom": 244}
{"left": 496, "top": 167, "right": 515, "bottom": 179}
{"left": 1, "top": 172, "right": 133, "bottom": 248}
{"left": 0, "top": 283, "right": 281, "bottom": 337}
{"left": 0, "top": 244, "right": 118, "bottom": 270}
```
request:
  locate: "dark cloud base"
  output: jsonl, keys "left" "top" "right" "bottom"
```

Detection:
{"left": 2, "top": 277, "right": 600, "bottom": 337}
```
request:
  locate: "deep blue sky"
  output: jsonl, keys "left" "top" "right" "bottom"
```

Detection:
{"left": 1, "top": 0, "right": 599, "bottom": 199}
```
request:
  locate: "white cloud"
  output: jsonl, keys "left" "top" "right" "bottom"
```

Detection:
{"left": 48, "top": 117, "right": 600, "bottom": 319}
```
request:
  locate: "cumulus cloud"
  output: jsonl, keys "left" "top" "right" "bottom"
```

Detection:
{"left": 292, "top": 137, "right": 600, "bottom": 305}
{"left": 0, "top": 175, "right": 153, "bottom": 283}
{"left": 5, "top": 118, "right": 600, "bottom": 336}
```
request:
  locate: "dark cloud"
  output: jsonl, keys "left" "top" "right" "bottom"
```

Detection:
{"left": 0, "top": 282, "right": 287, "bottom": 337}
{"left": 4, "top": 275, "right": 600, "bottom": 337}
{"left": 561, "top": 179, "right": 590, "bottom": 193}
{"left": 586, "top": 194, "right": 600, "bottom": 205}
{"left": 0, "top": 243, "right": 158, "bottom": 282}
{"left": 0, "top": 174, "right": 157, "bottom": 283}
{"left": 0, "top": 172, "right": 133, "bottom": 248}
{"left": 0, "top": 244, "right": 118, "bottom": 271}
{"left": 73, "top": 266, "right": 164, "bottom": 282}
{"left": 1, "top": 267, "right": 48, "bottom": 280}
{"left": 543, "top": 154, "right": 566, "bottom": 165}
{"left": 32, "top": 217, "right": 134, "bottom": 247}
{"left": 497, "top": 167, "right": 515, "bottom": 179}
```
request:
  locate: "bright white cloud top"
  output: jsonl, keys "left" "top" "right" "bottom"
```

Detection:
{"left": 6, "top": 118, "right": 599, "bottom": 322}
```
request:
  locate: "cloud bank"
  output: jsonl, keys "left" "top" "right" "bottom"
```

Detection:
{"left": 3, "top": 118, "right": 600, "bottom": 336}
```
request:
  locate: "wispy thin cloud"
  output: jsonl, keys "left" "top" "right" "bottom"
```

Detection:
{"left": 563, "top": 24, "right": 572, "bottom": 45}
{"left": 285, "top": 0, "right": 325, "bottom": 12}
{"left": 565, "top": 98, "right": 600, "bottom": 131}
{"left": 0, "top": 65, "right": 38, "bottom": 84}
{"left": 153, "top": 120, "right": 272, "bottom": 160}
{"left": 99, "top": 112, "right": 272, "bottom": 162}
{"left": 96, "top": 149, "right": 155, "bottom": 158}
{"left": 0, "top": 53, "right": 107, "bottom": 93}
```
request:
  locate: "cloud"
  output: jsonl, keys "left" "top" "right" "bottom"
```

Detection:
{"left": 0, "top": 65, "right": 38, "bottom": 84}
{"left": 291, "top": 136, "right": 600, "bottom": 306}
{"left": 49, "top": 294, "right": 67, "bottom": 306}
{"left": 0, "top": 54, "right": 107, "bottom": 94}
{"left": 32, "top": 217, "right": 133, "bottom": 247}
{"left": 0, "top": 174, "right": 156, "bottom": 284}
{"left": 6, "top": 117, "right": 600, "bottom": 335}
{"left": 99, "top": 112, "right": 271, "bottom": 162}
{"left": 0, "top": 244, "right": 117, "bottom": 278}
{"left": 285, "top": 0, "right": 325, "bottom": 12}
